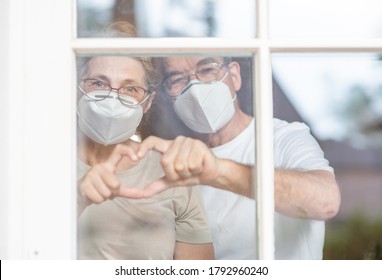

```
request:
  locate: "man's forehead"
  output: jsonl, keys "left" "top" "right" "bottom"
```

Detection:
{"left": 163, "top": 56, "right": 223, "bottom": 70}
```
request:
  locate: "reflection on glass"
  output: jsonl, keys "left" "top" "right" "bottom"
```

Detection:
{"left": 270, "top": 0, "right": 382, "bottom": 38}
{"left": 77, "top": 0, "right": 256, "bottom": 38}
{"left": 272, "top": 53, "right": 382, "bottom": 259}
{"left": 272, "top": 53, "right": 382, "bottom": 147}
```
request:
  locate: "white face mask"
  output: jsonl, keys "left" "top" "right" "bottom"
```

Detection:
{"left": 173, "top": 80, "right": 236, "bottom": 133}
{"left": 77, "top": 91, "right": 143, "bottom": 146}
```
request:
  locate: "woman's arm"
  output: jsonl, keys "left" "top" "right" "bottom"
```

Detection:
{"left": 174, "top": 242, "right": 214, "bottom": 260}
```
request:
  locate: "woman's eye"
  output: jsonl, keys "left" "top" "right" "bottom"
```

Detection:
{"left": 93, "top": 81, "right": 105, "bottom": 87}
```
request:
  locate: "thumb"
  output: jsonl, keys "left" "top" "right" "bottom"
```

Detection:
{"left": 118, "top": 187, "right": 145, "bottom": 199}
{"left": 142, "top": 177, "right": 171, "bottom": 198}
{"left": 117, "top": 178, "right": 169, "bottom": 199}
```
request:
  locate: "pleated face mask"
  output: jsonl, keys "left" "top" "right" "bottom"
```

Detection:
{"left": 77, "top": 91, "right": 143, "bottom": 146}
{"left": 173, "top": 81, "right": 236, "bottom": 134}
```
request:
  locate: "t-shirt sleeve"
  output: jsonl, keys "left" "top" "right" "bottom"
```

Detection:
{"left": 173, "top": 186, "right": 212, "bottom": 244}
{"left": 273, "top": 119, "right": 334, "bottom": 173}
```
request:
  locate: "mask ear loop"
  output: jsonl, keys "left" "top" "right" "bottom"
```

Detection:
{"left": 218, "top": 70, "right": 229, "bottom": 82}
{"left": 220, "top": 67, "right": 237, "bottom": 103}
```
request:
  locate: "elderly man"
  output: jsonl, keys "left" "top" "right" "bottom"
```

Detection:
{"left": 108, "top": 55, "right": 341, "bottom": 260}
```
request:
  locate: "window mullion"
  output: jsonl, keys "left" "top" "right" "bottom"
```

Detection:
{"left": 256, "top": 0, "right": 275, "bottom": 260}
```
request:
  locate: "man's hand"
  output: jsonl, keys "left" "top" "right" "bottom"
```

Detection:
{"left": 134, "top": 136, "right": 221, "bottom": 197}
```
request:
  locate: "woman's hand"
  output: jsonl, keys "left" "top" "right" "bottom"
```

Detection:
{"left": 78, "top": 144, "right": 139, "bottom": 205}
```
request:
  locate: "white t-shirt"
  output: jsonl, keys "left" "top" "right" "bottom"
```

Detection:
{"left": 199, "top": 118, "right": 333, "bottom": 259}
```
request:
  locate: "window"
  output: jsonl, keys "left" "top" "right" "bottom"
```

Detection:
{"left": 75, "top": 0, "right": 273, "bottom": 259}
{"left": 1, "top": 0, "right": 382, "bottom": 260}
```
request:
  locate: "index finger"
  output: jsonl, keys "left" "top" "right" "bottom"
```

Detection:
{"left": 107, "top": 144, "right": 138, "bottom": 170}
{"left": 137, "top": 136, "right": 172, "bottom": 158}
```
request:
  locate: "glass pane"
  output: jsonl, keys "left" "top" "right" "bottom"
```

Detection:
{"left": 77, "top": 0, "right": 256, "bottom": 38}
{"left": 270, "top": 0, "right": 382, "bottom": 38}
{"left": 272, "top": 53, "right": 382, "bottom": 259}
{"left": 75, "top": 52, "right": 258, "bottom": 260}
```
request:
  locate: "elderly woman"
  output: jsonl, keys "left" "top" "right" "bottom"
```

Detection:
{"left": 76, "top": 21, "right": 213, "bottom": 260}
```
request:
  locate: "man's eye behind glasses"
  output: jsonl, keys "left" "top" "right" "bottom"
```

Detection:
{"left": 163, "top": 62, "right": 226, "bottom": 97}
{"left": 197, "top": 66, "right": 219, "bottom": 78}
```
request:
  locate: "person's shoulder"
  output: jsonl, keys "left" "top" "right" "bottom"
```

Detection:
{"left": 273, "top": 118, "right": 310, "bottom": 133}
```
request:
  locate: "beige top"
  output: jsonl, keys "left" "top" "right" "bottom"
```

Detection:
{"left": 77, "top": 151, "right": 212, "bottom": 260}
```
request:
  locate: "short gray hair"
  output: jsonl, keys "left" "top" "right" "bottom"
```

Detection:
{"left": 77, "top": 21, "right": 157, "bottom": 90}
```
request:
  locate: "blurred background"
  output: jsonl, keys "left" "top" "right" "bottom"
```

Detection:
{"left": 77, "top": 0, "right": 382, "bottom": 259}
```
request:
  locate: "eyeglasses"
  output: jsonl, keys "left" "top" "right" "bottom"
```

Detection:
{"left": 78, "top": 78, "right": 151, "bottom": 107}
{"left": 163, "top": 62, "right": 227, "bottom": 97}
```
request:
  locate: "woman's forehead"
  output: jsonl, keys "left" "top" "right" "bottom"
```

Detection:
{"left": 87, "top": 56, "right": 146, "bottom": 81}
{"left": 88, "top": 56, "right": 142, "bottom": 70}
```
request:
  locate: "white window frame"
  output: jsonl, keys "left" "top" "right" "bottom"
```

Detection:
{"left": 0, "top": 0, "right": 76, "bottom": 259}
{"left": 1, "top": 0, "right": 382, "bottom": 259}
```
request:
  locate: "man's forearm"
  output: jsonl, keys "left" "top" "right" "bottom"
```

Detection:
{"left": 274, "top": 169, "right": 340, "bottom": 220}
{"left": 214, "top": 159, "right": 254, "bottom": 198}
{"left": 214, "top": 160, "right": 340, "bottom": 220}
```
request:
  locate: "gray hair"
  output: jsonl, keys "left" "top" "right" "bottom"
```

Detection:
{"left": 77, "top": 21, "right": 157, "bottom": 90}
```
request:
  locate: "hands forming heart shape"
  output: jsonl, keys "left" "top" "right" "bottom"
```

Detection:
{"left": 79, "top": 136, "right": 221, "bottom": 204}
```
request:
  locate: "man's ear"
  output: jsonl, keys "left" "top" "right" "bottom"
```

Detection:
{"left": 143, "top": 91, "right": 156, "bottom": 113}
{"left": 228, "top": 61, "right": 242, "bottom": 91}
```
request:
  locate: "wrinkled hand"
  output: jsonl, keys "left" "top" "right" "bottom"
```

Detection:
{"left": 78, "top": 144, "right": 143, "bottom": 204}
{"left": 131, "top": 135, "right": 220, "bottom": 198}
